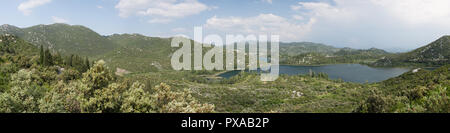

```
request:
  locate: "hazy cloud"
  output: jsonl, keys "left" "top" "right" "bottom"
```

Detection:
{"left": 204, "top": 14, "right": 316, "bottom": 41}
{"left": 115, "top": 0, "right": 210, "bottom": 23}
{"left": 18, "top": 0, "right": 52, "bottom": 15}
{"left": 51, "top": 16, "right": 69, "bottom": 23}
{"left": 148, "top": 18, "right": 172, "bottom": 24}
{"left": 263, "top": 0, "right": 273, "bottom": 4}
{"left": 290, "top": 0, "right": 450, "bottom": 50}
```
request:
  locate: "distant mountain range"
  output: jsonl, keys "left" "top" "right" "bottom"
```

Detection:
{"left": 1, "top": 23, "right": 448, "bottom": 72}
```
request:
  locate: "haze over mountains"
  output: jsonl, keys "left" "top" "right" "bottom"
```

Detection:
{"left": 1, "top": 23, "right": 449, "bottom": 72}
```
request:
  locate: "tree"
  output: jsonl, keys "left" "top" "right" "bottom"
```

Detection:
{"left": 68, "top": 54, "right": 73, "bottom": 67}
{"left": 81, "top": 60, "right": 115, "bottom": 92}
{"left": 152, "top": 83, "right": 215, "bottom": 113}
{"left": 81, "top": 83, "right": 126, "bottom": 113}
{"left": 39, "top": 81, "right": 87, "bottom": 113}
{"left": 53, "top": 52, "right": 63, "bottom": 65}
{"left": 39, "top": 45, "right": 44, "bottom": 65}
{"left": 44, "top": 48, "right": 53, "bottom": 66}
{"left": 57, "top": 68, "right": 80, "bottom": 82}
{"left": 121, "top": 82, "right": 156, "bottom": 113}
{"left": 85, "top": 57, "right": 90, "bottom": 71}
{"left": 0, "top": 70, "right": 43, "bottom": 113}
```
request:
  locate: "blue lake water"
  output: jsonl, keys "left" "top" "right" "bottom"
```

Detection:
{"left": 218, "top": 64, "right": 411, "bottom": 83}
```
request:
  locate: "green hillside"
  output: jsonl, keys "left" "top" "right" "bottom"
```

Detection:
{"left": 0, "top": 34, "right": 38, "bottom": 56}
{"left": 0, "top": 23, "right": 118, "bottom": 56}
{"left": 0, "top": 35, "right": 39, "bottom": 92}
{"left": 280, "top": 42, "right": 340, "bottom": 56}
{"left": 0, "top": 34, "right": 448, "bottom": 113}
{"left": 96, "top": 34, "right": 175, "bottom": 72}
{"left": 281, "top": 47, "right": 390, "bottom": 65}
{"left": 0, "top": 24, "right": 25, "bottom": 37}
{"left": 356, "top": 65, "right": 449, "bottom": 113}
{"left": 1, "top": 24, "right": 395, "bottom": 73}
{"left": 1, "top": 24, "right": 205, "bottom": 73}
{"left": 0, "top": 34, "right": 214, "bottom": 113}
{"left": 372, "top": 36, "right": 450, "bottom": 67}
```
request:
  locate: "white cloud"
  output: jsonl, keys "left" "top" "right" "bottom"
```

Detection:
{"left": 97, "top": 5, "right": 104, "bottom": 9}
{"left": 292, "top": 15, "right": 304, "bottom": 20}
{"left": 291, "top": 1, "right": 356, "bottom": 23}
{"left": 18, "top": 0, "right": 52, "bottom": 15}
{"left": 52, "top": 16, "right": 69, "bottom": 23}
{"left": 148, "top": 18, "right": 172, "bottom": 23}
{"left": 204, "top": 14, "right": 316, "bottom": 41}
{"left": 370, "top": 0, "right": 450, "bottom": 25}
{"left": 115, "top": 0, "right": 210, "bottom": 23}
{"left": 263, "top": 0, "right": 273, "bottom": 4}
{"left": 289, "top": 0, "right": 450, "bottom": 50}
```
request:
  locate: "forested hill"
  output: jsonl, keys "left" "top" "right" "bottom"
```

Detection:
{"left": 0, "top": 24, "right": 176, "bottom": 72}
{"left": 5, "top": 23, "right": 447, "bottom": 73}
{"left": 281, "top": 47, "right": 390, "bottom": 65}
{"left": 0, "top": 23, "right": 354, "bottom": 72}
{"left": 372, "top": 36, "right": 450, "bottom": 67}
{"left": 0, "top": 23, "right": 118, "bottom": 56}
{"left": 279, "top": 42, "right": 341, "bottom": 56}
{"left": 0, "top": 34, "right": 215, "bottom": 113}
{"left": 99, "top": 34, "right": 175, "bottom": 72}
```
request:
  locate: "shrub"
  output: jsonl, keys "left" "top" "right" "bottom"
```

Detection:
{"left": 0, "top": 70, "right": 43, "bottom": 113}
{"left": 121, "top": 82, "right": 156, "bottom": 113}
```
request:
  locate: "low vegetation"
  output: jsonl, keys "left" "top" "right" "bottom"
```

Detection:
{"left": 0, "top": 24, "right": 449, "bottom": 113}
{"left": 355, "top": 65, "right": 449, "bottom": 113}
{"left": 0, "top": 35, "right": 214, "bottom": 113}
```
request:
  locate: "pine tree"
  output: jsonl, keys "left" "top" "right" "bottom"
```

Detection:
{"left": 54, "top": 52, "right": 62, "bottom": 66}
{"left": 43, "top": 50, "right": 47, "bottom": 66}
{"left": 44, "top": 48, "right": 53, "bottom": 66}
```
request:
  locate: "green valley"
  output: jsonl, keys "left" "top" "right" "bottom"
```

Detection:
{"left": 0, "top": 24, "right": 448, "bottom": 113}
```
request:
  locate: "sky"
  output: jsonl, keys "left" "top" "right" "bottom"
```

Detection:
{"left": 1, "top": 0, "right": 450, "bottom": 52}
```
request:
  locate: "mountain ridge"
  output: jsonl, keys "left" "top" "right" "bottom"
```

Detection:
{"left": 0, "top": 23, "right": 118, "bottom": 56}
{"left": 372, "top": 35, "right": 450, "bottom": 67}
{"left": 3, "top": 23, "right": 446, "bottom": 72}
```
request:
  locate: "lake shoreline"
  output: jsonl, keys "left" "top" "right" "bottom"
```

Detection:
{"left": 218, "top": 64, "right": 412, "bottom": 83}
{"left": 280, "top": 63, "right": 415, "bottom": 69}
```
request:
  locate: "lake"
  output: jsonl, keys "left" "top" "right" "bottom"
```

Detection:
{"left": 218, "top": 64, "right": 411, "bottom": 83}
